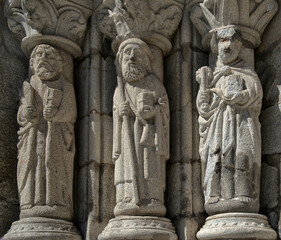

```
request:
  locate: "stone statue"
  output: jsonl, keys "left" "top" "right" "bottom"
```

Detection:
{"left": 196, "top": 26, "right": 263, "bottom": 215}
{"left": 112, "top": 38, "right": 170, "bottom": 217}
{"left": 17, "top": 44, "right": 77, "bottom": 220}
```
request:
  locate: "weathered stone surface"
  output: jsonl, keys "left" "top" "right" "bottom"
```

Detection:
{"left": 176, "top": 217, "right": 205, "bottom": 240}
{"left": 0, "top": 1, "right": 28, "bottom": 236}
{"left": 197, "top": 213, "right": 277, "bottom": 240}
{"left": 1, "top": 1, "right": 281, "bottom": 240}
{"left": 4, "top": 44, "right": 81, "bottom": 240}
{"left": 191, "top": 1, "right": 278, "bottom": 239}
{"left": 99, "top": 216, "right": 177, "bottom": 240}
{"left": 4, "top": 217, "right": 82, "bottom": 240}
{"left": 196, "top": 27, "right": 262, "bottom": 215}
{"left": 112, "top": 39, "right": 169, "bottom": 217}
{"left": 0, "top": 111, "right": 19, "bottom": 236}
{"left": 261, "top": 161, "right": 279, "bottom": 209}
{"left": 260, "top": 104, "right": 281, "bottom": 155}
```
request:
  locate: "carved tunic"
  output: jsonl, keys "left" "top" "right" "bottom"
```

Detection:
{"left": 17, "top": 75, "right": 77, "bottom": 220}
{"left": 113, "top": 74, "right": 169, "bottom": 216}
{"left": 197, "top": 60, "right": 263, "bottom": 213}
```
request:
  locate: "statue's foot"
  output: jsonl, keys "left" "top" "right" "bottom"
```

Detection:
{"left": 234, "top": 196, "right": 254, "bottom": 203}
{"left": 114, "top": 201, "right": 139, "bottom": 216}
{"left": 206, "top": 196, "right": 220, "bottom": 204}
{"left": 147, "top": 198, "right": 161, "bottom": 207}
{"left": 21, "top": 204, "right": 33, "bottom": 210}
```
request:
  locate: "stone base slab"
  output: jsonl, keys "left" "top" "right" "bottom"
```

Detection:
{"left": 98, "top": 216, "right": 178, "bottom": 240}
{"left": 197, "top": 213, "right": 277, "bottom": 240}
{"left": 3, "top": 217, "right": 82, "bottom": 240}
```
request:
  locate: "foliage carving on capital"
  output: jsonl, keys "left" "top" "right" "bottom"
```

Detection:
{"left": 98, "top": 0, "right": 185, "bottom": 41}
{"left": 5, "top": 0, "right": 88, "bottom": 47}
{"left": 190, "top": 0, "right": 278, "bottom": 49}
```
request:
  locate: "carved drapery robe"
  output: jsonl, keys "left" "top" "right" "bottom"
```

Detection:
{"left": 113, "top": 74, "right": 169, "bottom": 216}
{"left": 17, "top": 75, "right": 77, "bottom": 220}
{"left": 197, "top": 60, "right": 262, "bottom": 212}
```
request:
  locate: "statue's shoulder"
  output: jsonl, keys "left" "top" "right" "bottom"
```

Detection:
{"left": 145, "top": 74, "right": 166, "bottom": 93}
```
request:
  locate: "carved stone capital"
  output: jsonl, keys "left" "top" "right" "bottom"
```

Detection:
{"left": 4, "top": 0, "right": 92, "bottom": 57}
{"left": 98, "top": 0, "right": 185, "bottom": 55}
{"left": 190, "top": 0, "right": 279, "bottom": 49}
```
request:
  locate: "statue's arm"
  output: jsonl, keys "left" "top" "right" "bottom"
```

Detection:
{"left": 18, "top": 81, "right": 37, "bottom": 126}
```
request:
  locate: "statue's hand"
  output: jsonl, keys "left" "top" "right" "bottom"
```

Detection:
{"left": 196, "top": 66, "right": 213, "bottom": 84}
{"left": 229, "top": 92, "right": 244, "bottom": 104}
{"left": 139, "top": 105, "right": 156, "bottom": 120}
{"left": 119, "top": 101, "right": 132, "bottom": 117}
{"left": 22, "top": 105, "right": 37, "bottom": 122}
{"left": 43, "top": 105, "right": 58, "bottom": 121}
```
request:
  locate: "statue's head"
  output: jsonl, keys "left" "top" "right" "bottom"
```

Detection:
{"left": 30, "top": 44, "right": 63, "bottom": 81}
{"left": 211, "top": 26, "right": 242, "bottom": 65}
{"left": 116, "top": 38, "right": 153, "bottom": 82}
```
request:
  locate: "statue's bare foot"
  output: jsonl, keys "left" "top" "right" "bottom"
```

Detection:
{"left": 235, "top": 196, "right": 254, "bottom": 203}
{"left": 206, "top": 196, "right": 220, "bottom": 204}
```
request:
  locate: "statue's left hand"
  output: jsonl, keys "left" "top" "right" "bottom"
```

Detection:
{"left": 43, "top": 105, "right": 58, "bottom": 121}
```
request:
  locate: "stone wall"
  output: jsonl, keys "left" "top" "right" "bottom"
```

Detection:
{"left": 0, "top": 1, "right": 28, "bottom": 236}
{"left": 1, "top": 0, "right": 281, "bottom": 240}
{"left": 257, "top": 1, "right": 281, "bottom": 236}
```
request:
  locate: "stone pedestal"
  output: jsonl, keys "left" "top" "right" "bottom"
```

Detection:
{"left": 197, "top": 213, "right": 277, "bottom": 240}
{"left": 3, "top": 217, "right": 82, "bottom": 240}
{"left": 98, "top": 216, "right": 177, "bottom": 240}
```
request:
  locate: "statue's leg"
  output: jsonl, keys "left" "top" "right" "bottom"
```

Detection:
{"left": 221, "top": 148, "right": 235, "bottom": 199}
{"left": 34, "top": 155, "right": 46, "bottom": 205}
{"left": 234, "top": 153, "right": 253, "bottom": 202}
{"left": 208, "top": 157, "right": 221, "bottom": 203}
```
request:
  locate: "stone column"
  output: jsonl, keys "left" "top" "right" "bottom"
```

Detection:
{"left": 95, "top": 1, "right": 185, "bottom": 239}
{"left": 190, "top": 0, "right": 279, "bottom": 239}
{"left": 3, "top": 0, "right": 90, "bottom": 239}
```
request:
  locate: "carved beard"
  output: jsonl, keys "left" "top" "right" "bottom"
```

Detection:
{"left": 122, "top": 64, "right": 146, "bottom": 82}
{"left": 34, "top": 60, "right": 59, "bottom": 81}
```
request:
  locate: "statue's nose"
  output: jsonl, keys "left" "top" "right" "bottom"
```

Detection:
{"left": 129, "top": 53, "right": 136, "bottom": 61}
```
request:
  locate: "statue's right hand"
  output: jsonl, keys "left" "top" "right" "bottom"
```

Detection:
{"left": 22, "top": 105, "right": 36, "bottom": 121}
{"left": 119, "top": 101, "right": 132, "bottom": 117}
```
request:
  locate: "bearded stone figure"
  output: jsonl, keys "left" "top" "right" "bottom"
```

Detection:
{"left": 196, "top": 26, "right": 263, "bottom": 215}
{"left": 112, "top": 38, "right": 170, "bottom": 217}
{"left": 17, "top": 44, "right": 77, "bottom": 220}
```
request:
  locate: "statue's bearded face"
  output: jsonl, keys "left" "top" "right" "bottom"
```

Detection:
{"left": 31, "top": 45, "right": 62, "bottom": 81}
{"left": 218, "top": 36, "right": 242, "bottom": 65}
{"left": 121, "top": 44, "right": 148, "bottom": 82}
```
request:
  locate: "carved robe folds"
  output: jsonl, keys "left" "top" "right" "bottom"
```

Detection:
{"left": 197, "top": 60, "right": 263, "bottom": 215}
{"left": 17, "top": 74, "right": 76, "bottom": 220}
{"left": 113, "top": 74, "right": 169, "bottom": 216}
